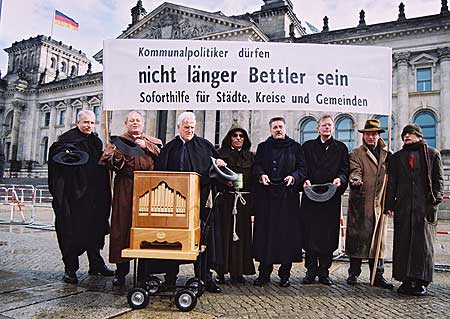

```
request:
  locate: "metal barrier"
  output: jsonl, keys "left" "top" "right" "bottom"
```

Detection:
{"left": 0, "top": 184, "right": 55, "bottom": 230}
{"left": 0, "top": 184, "right": 35, "bottom": 225}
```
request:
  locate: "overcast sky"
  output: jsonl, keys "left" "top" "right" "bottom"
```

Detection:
{"left": 0, "top": 0, "right": 443, "bottom": 74}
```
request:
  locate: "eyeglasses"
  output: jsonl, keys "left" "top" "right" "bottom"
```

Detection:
{"left": 232, "top": 133, "right": 244, "bottom": 138}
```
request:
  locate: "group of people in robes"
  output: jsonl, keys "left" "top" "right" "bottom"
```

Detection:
{"left": 48, "top": 109, "right": 443, "bottom": 297}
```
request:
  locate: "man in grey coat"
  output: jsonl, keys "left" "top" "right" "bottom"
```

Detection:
{"left": 385, "top": 124, "right": 444, "bottom": 296}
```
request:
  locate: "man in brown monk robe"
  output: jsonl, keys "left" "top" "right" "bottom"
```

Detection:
{"left": 99, "top": 111, "right": 162, "bottom": 286}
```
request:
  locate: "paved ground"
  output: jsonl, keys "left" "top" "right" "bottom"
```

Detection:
{"left": 1, "top": 205, "right": 450, "bottom": 319}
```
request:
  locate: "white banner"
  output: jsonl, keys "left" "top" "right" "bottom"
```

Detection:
{"left": 103, "top": 39, "right": 392, "bottom": 115}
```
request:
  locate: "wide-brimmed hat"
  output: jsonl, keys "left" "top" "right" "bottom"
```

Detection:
{"left": 401, "top": 124, "right": 423, "bottom": 140}
{"left": 52, "top": 149, "right": 89, "bottom": 166}
{"left": 358, "top": 119, "right": 385, "bottom": 133}
{"left": 303, "top": 183, "right": 337, "bottom": 202}
{"left": 209, "top": 157, "right": 239, "bottom": 183}
{"left": 110, "top": 136, "right": 145, "bottom": 157}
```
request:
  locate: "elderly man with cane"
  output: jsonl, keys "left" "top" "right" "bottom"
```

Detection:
{"left": 345, "top": 119, "right": 393, "bottom": 289}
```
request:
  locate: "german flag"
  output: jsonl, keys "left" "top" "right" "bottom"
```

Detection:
{"left": 54, "top": 10, "right": 79, "bottom": 31}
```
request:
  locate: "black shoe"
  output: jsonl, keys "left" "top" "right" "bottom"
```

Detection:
{"left": 205, "top": 280, "right": 222, "bottom": 293}
{"left": 346, "top": 275, "right": 358, "bottom": 286}
{"left": 318, "top": 277, "right": 334, "bottom": 286}
{"left": 254, "top": 275, "right": 270, "bottom": 287}
{"left": 410, "top": 285, "right": 428, "bottom": 296}
{"left": 63, "top": 270, "right": 78, "bottom": 284}
{"left": 279, "top": 278, "right": 290, "bottom": 288}
{"left": 302, "top": 274, "right": 316, "bottom": 285}
{"left": 88, "top": 265, "right": 114, "bottom": 276}
{"left": 230, "top": 275, "right": 246, "bottom": 284}
{"left": 112, "top": 275, "right": 126, "bottom": 287}
{"left": 397, "top": 282, "right": 412, "bottom": 295}
{"left": 215, "top": 274, "right": 226, "bottom": 284}
{"left": 374, "top": 276, "right": 394, "bottom": 290}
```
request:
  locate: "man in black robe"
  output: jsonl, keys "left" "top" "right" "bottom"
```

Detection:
{"left": 301, "top": 114, "right": 349, "bottom": 286}
{"left": 215, "top": 126, "right": 255, "bottom": 284}
{"left": 252, "top": 117, "right": 306, "bottom": 287}
{"left": 154, "top": 111, "right": 226, "bottom": 293}
{"left": 48, "top": 110, "right": 113, "bottom": 284}
{"left": 385, "top": 124, "right": 444, "bottom": 296}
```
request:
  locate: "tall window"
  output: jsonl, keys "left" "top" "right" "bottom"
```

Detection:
{"left": 414, "top": 111, "right": 437, "bottom": 148}
{"left": 336, "top": 116, "right": 355, "bottom": 151}
{"left": 416, "top": 68, "right": 432, "bottom": 92}
{"left": 157, "top": 110, "right": 168, "bottom": 144}
{"left": 300, "top": 118, "right": 317, "bottom": 144}
{"left": 59, "top": 110, "right": 66, "bottom": 125}
{"left": 50, "top": 57, "right": 56, "bottom": 69}
{"left": 61, "top": 61, "right": 67, "bottom": 73}
{"left": 44, "top": 112, "right": 50, "bottom": 127}
{"left": 215, "top": 111, "right": 221, "bottom": 148}
{"left": 93, "top": 105, "right": 101, "bottom": 122}
{"left": 375, "top": 115, "right": 394, "bottom": 147}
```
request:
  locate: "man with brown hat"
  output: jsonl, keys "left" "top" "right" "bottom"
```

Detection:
{"left": 345, "top": 119, "right": 393, "bottom": 289}
{"left": 385, "top": 123, "right": 444, "bottom": 296}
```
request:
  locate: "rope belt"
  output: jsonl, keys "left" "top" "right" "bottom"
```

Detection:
{"left": 230, "top": 191, "right": 249, "bottom": 242}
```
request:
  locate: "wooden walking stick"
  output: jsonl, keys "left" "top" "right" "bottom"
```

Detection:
{"left": 370, "top": 113, "right": 392, "bottom": 286}
{"left": 370, "top": 186, "right": 387, "bottom": 286}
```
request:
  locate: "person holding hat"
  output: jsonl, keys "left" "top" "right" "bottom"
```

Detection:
{"left": 214, "top": 126, "right": 256, "bottom": 284}
{"left": 48, "top": 110, "right": 113, "bottom": 284}
{"left": 154, "top": 111, "right": 226, "bottom": 293}
{"left": 99, "top": 111, "right": 162, "bottom": 286}
{"left": 345, "top": 119, "right": 393, "bottom": 289}
{"left": 252, "top": 117, "right": 306, "bottom": 287}
{"left": 301, "top": 114, "right": 349, "bottom": 286}
{"left": 385, "top": 124, "right": 444, "bottom": 296}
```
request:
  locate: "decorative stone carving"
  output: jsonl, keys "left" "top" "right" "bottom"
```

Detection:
{"left": 398, "top": 2, "right": 406, "bottom": 21}
{"left": 441, "top": 0, "right": 449, "bottom": 14}
{"left": 394, "top": 51, "right": 411, "bottom": 65}
{"left": 143, "top": 13, "right": 215, "bottom": 40}
{"left": 358, "top": 10, "right": 366, "bottom": 27}
{"left": 438, "top": 47, "right": 450, "bottom": 61}
{"left": 322, "top": 16, "right": 329, "bottom": 32}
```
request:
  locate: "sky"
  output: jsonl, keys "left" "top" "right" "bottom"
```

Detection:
{"left": 0, "top": 0, "right": 443, "bottom": 74}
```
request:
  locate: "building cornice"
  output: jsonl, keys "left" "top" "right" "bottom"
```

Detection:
{"left": 296, "top": 13, "right": 450, "bottom": 45}
{"left": 38, "top": 72, "right": 102, "bottom": 94}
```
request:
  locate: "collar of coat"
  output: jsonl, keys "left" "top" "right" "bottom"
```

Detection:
{"left": 361, "top": 138, "right": 388, "bottom": 165}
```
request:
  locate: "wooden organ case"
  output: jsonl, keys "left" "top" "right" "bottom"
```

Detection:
{"left": 121, "top": 171, "right": 201, "bottom": 260}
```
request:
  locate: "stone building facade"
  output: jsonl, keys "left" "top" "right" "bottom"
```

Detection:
{"left": 0, "top": 0, "right": 449, "bottom": 201}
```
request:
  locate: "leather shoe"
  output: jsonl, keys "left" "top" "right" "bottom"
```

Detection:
{"left": 253, "top": 275, "right": 270, "bottom": 287}
{"left": 410, "top": 285, "right": 428, "bottom": 296}
{"left": 374, "top": 276, "right": 394, "bottom": 290}
{"left": 205, "top": 280, "right": 222, "bottom": 293}
{"left": 89, "top": 265, "right": 114, "bottom": 276}
{"left": 302, "top": 274, "right": 316, "bottom": 285}
{"left": 397, "top": 282, "right": 412, "bottom": 295}
{"left": 279, "top": 278, "right": 290, "bottom": 287}
{"left": 63, "top": 270, "right": 78, "bottom": 284}
{"left": 230, "top": 275, "right": 246, "bottom": 284}
{"left": 112, "top": 275, "right": 126, "bottom": 287}
{"left": 346, "top": 275, "right": 358, "bottom": 285}
{"left": 215, "top": 274, "right": 226, "bottom": 284}
{"left": 318, "top": 276, "right": 334, "bottom": 286}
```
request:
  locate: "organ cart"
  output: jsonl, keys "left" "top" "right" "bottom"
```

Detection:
{"left": 122, "top": 171, "right": 204, "bottom": 312}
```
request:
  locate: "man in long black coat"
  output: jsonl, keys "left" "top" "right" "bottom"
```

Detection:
{"left": 385, "top": 124, "right": 444, "bottom": 296}
{"left": 154, "top": 111, "right": 225, "bottom": 293}
{"left": 215, "top": 126, "right": 256, "bottom": 284}
{"left": 48, "top": 110, "right": 113, "bottom": 284}
{"left": 301, "top": 114, "right": 349, "bottom": 286}
{"left": 253, "top": 117, "right": 306, "bottom": 288}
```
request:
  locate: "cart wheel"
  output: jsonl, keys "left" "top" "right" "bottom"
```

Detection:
{"left": 145, "top": 276, "right": 162, "bottom": 295}
{"left": 186, "top": 277, "right": 205, "bottom": 297}
{"left": 127, "top": 287, "right": 150, "bottom": 310}
{"left": 174, "top": 289, "right": 197, "bottom": 312}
